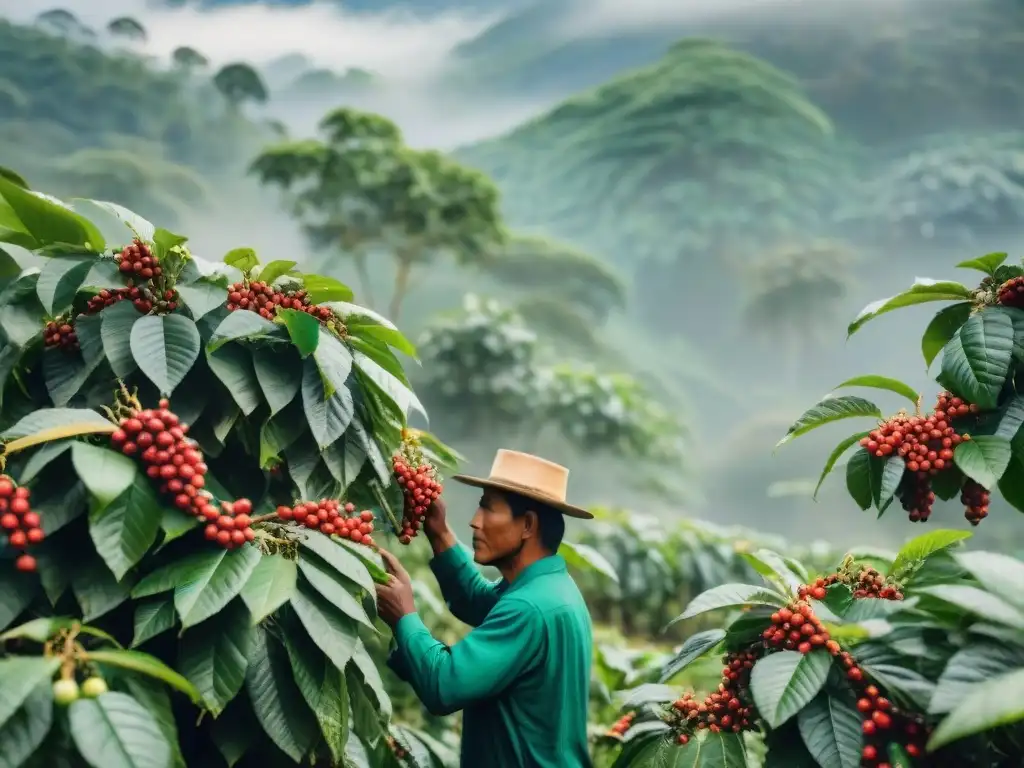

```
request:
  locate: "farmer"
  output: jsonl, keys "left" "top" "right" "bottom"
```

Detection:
{"left": 376, "top": 449, "right": 594, "bottom": 768}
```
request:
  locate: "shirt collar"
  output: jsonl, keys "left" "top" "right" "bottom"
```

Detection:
{"left": 500, "top": 554, "right": 567, "bottom": 594}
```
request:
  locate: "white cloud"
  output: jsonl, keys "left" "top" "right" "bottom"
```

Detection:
{"left": 0, "top": 0, "right": 497, "bottom": 83}
{"left": 557, "top": 0, "right": 949, "bottom": 38}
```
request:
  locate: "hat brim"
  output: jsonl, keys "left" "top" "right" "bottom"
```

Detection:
{"left": 451, "top": 474, "right": 594, "bottom": 520}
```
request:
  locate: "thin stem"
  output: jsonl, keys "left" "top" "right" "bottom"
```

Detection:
{"left": 250, "top": 511, "right": 281, "bottom": 525}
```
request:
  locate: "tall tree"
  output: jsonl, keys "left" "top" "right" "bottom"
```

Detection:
{"left": 172, "top": 46, "right": 209, "bottom": 71}
{"left": 107, "top": 16, "right": 147, "bottom": 43}
{"left": 213, "top": 62, "right": 268, "bottom": 109}
{"left": 252, "top": 107, "right": 505, "bottom": 319}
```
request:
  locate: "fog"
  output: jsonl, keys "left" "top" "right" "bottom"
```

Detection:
{"left": 1, "top": 0, "right": 1021, "bottom": 553}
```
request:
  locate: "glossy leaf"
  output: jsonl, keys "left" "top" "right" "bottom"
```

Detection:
{"left": 660, "top": 629, "right": 726, "bottom": 682}
{"left": 240, "top": 555, "right": 297, "bottom": 624}
{"left": 956, "top": 252, "right": 1007, "bottom": 275}
{"left": 177, "top": 601, "right": 254, "bottom": 716}
{"left": 278, "top": 307, "right": 320, "bottom": 357}
{"left": 940, "top": 312, "right": 1015, "bottom": 409}
{"left": 921, "top": 302, "right": 972, "bottom": 368}
{"left": 245, "top": 628, "right": 317, "bottom": 761}
{"left": 848, "top": 279, "right": 973, "bottom": 337}
{"left": 290, "top": 585, "right": 359, "bottom": 671}
{"left": 86, "top": 650, "right": 201, "bottom": 705}
{"left": 36, "top": 254, "right": 93, "bottom": 315}
{"left": 833, "top": 375, "right": 918, "bottom": 405}
{"left": 671, "top": 583, "right": 786, "bottom": 626}
{"left": 558, "top": 540, "right": 619, "bottom": 583}
{"left": 0, "top": 175, "right": 104, "bottom": 249}
{"left": 888, "top": 529, "right": 972, "bottom": 579}
{"left": 255, "top": 259, "right": 296, "bottom": 285}
{"left": 796, "top": 692, "right": 862, "bottom": 768}
{"left": 929, "top": 642, "right": 1024, "bottom": 714}
{"left": 131, "top": 598, "right": 176, "bottom": 647}
{"left": 0, "top": 682, "right": 52, "bottom": 767}
{"left": 814, "top": 432, "right": 869, "bottom": 499}
{"left": 928, "top": 668, "right": 1024, "bottom": 750}
{"left": 749, "top": 650, "right": 832, "bottom": 728}
{"left": 0, "top": 657, "right": 60, "bottom": 729}
{"left": 303, "top": 274, "right": 353, "bottom": 303}
{"left": 777, "top": 396, "right": 881, "bottom": 447}
{"left": 130, "top": 314, "right": 201, "bottom": 396}
{"left": 69, "top": 692, "right": 170, "bottom": 768}
{"left": 953, "top": 435, "right": 1013, "bottom": 489}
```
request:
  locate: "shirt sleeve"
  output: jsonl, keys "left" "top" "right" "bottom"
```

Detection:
{"left": 385, "top": 637, "right": 411, "bottom": 682}
{"left": 429, "top": 543, "right": 501, "bottom": 627}
{"left": 393, "top": 598, "right": 544, "bottom": 717}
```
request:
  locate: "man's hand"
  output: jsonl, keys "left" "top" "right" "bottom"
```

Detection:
{"left": 423, "top": 496, "right": 457, "bottom": 556}
{"left": 375, "top": 548, "right": 416, "bottom": 628}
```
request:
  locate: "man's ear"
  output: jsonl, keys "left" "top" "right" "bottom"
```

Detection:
{"left": 522, "top": 509, "right": 539, "bottom": 540}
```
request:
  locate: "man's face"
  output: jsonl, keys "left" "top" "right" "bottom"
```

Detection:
{"left": 469, "top": 490, "right": 525, "bottom": 565}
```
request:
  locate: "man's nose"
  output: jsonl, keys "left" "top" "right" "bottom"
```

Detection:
{"left": 469, "top": 510, "right": 483, "bottom": 529}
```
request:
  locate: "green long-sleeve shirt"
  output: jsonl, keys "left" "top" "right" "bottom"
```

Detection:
{"left": 388, "top": 544, "right": 593, "bottom": 767}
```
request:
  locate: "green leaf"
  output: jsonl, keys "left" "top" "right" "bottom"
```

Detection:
{"left": 876, "top": 456, "right": 905, "bottom": 511}
{"left": 922, "top": 303, "right": 973, "bottom": 368}
{"left": 749, "top": 650, "right": 832, "bottom": 728}
{"left": 69, "top": 691, "right": 170, "bottom": 768}
{"left": 659, "top": 629, "right": 726, "bottom": 682}
{"left": 278, "top": 307, "right": 320, "bottom": 357}
{"left": 223, "top": 248, "right": 258, "bottom": 272}
{"left": 953, "top": 436, "right": 1013, "bottom": 489}
{"left": 917, "top": 585, "right": 1024, "bottom": 629}
{"left": 245, "top": 628, "right": 318, "bottom": 761}
{"left": 99, "top": 300, "right": 142, "bottom": 378}
{"left": 670, "top": 583, "right": 786, "bottom": 626}
{"left": 207, "top": 310, "right": 285, "bottom": 351}
{"left": 177, "top": 280, "right": 228, "bottom": 321}
{"left": 353, "top": 349, "right": 424, "bottom": 420}
{"left": 86, "top": 650, "right": 201, "bottom": 705}
{"left": 833, "top": 375, "right": 919, "bottom": 405}
{"left": 71, "top": 442, "right": 137, "bottom": 506}
{"left": 132, "top": 545, "right": 261, "bottom": 628}
{"left": 130, "top": 314, "right": 201, "bottom": 396}
{"left": 956, "top": 551, "right": 1024, "bottom": 611}
{"left": 256, "top": 259, "right": 296, "bottom": 285}
{"left": 930, "top": 642, "right": 1024, "bottom": 714}
{"left": 558, "top": 540, "right": 618, "bottom": 583}
{"left": 741, "top": 549, "right": 805, "bottom": 595}
{"left": 131, "top": 597, "right": 176, "bottom": 647}
{"left": 207, "top": 345, "right": 261, "bottom": 416}
{"left": 177, "top": 600, "right": 254, "bottom": 716}
{"left": 348, "top": 321, "right": 417, "bottom": 358}
{"left": 313, "top": 332, "right": 354, "bottom": 398}
{"left": 814, "top": 432, "right": 869, "bottom": 499}
{"left": 87, "top": 472, "right": 163, "bottom": 582}
{"left": 0, "top": 657, "right": 60, "bottom": 729}
{"left": 848, "top": 279, "right": 974, "bottom": 337}
{"left": 239, "top": 555, "right": 297, "bottom": 624}
{"left": 36, "top": 254, "right": 94, "bottom": 315}
{"left": 0, "top": 176, "right": 104, "bottom": 249}
{"left": 301, "top": 357, "right": 354, "bottom": 448}
{"left": 0, "top": 682, "right": 52, "bottom": 767}
{"left": 350, "top": 639, "right": 390, "bottom": 718}
{"left": 845, "top": 450, "right": 873, "bottom": 510}
{"left": 796, "top": 692, "right": 862, "bottom": 768}
{"left": 297, "top": 559, "right": 375, "bottom": 630}
{"left": 73, "top": 554, "right": 135, "bottom": 622}
{"left": 956, "top": 252, "right": 1007, "bottom": 275}
{"left": 290, "top": 583, "right": 359, "bottom": 671}
{"left": 777, "top": 396, "right": 882, "bottom": 447}
{"left": 1, "top": 407, "right": 113, "bottom": 439}
{"left": 115, "top": 674, "right": 185, "bottom": 768}
{"left": 252, "top": 348, "right": 302, "bottom": 415}
{"left": 299, "top": 532, "right": 375, "bottom": 594}
{"left": 940, "top": 312, "right": 1015, "bottom": 409}
{"left": 927, "top": 667, "right": 1024, "bottom": 750}
{"left": 0, "top": 616, "right": 70, "bottom": 643}
{"left": 996, "top": 395, "right": 1024, "bottom": 440}
{"left": 888, "top": 529, "right": 972, "bottom": 579}
{"left": 303, "top": 274, "right": 354, "bottom": 303}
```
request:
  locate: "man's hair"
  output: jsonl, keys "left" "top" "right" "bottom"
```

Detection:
{"left": 504, "top": 491, "right": 566, "bottom": 553}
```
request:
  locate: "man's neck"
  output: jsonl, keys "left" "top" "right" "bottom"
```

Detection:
{"left": 496, "top": 547, "right": 550, "bottom": 583}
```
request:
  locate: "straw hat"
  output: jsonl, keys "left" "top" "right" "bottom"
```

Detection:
{"left": 452, "top": 449, "right": 593, "bottom": 519}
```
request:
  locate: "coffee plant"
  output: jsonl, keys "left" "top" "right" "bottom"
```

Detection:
{"left": 597, "top": 251, "right": 1024, "bottom": 766}
{"left": 780, "top": 251, "right": 1024, "bottom": 527}
{"left": 0, "top": 175, "right": 456, "bottom": 767}
{"left": 602, "top": 530, "right": 1024, "bottom": 767}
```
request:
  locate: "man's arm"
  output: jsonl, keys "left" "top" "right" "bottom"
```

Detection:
{"left": 424, "top": 500, "right": 500, "bottom": 626}
{"left": 392, "top": 596, "right": 543, "bottom": 717}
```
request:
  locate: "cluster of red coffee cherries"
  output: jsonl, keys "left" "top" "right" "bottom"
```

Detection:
{"left": 856, "top": 683, "right": 928, "bottom": 766}
{"left": 44, "top": 240, "right": 177, "bottom": 351}
{"left": 859, "top": 392, "right": 985, "bottom": 524}
{"left": 0, "top": 476, "right": 43, "bottom": 572}
{"left": 667, "top": 648, "right": 761, "bottom": 744}
{"left": 605, "top": 711, "right": 635, "bottom": 738}
{"left": 275, "top": 500, "right": 376, "bottom": 548}
{"left": 809, "top": 567, "right": 904, "bottom": 601}
{"left": 392, "top": 446, "right": 443, "bottom": 545}
{"left": 997, "top": 276, "right": 1024, "bottom": 308}
{"left": 111, "top": 399, "right": 255, "bottom": 549}
{"left": 763, "top": 601, "right": 841, "bottom": 655}
{"left": 960, "top": 479, "right": 990, "bottom": 525}
{"left": 226, "top": 280, "right": 344, "bottom": 332}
